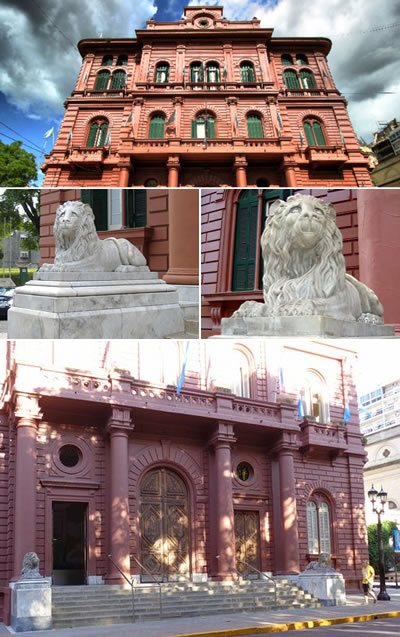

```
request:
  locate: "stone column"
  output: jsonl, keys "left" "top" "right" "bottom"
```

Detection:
{"left": 234, "top": 156, "right": 248, "bottom": 187}
{"left": 209, "top": 423, "right": 237, "bottom": 579}
{"left": 163, "top": 189, "right": 198, "bottom": 285}
{"left": 282, "top": 160, "right": 297, "bottom": 186}
{"left": 106, "top": 408, "right": 133, "bottom": 584}
{"left": 118, "top": 161, "right": 131, "bottom": 187}
{"left": 13, "top": 394, "right": 42, "bottom": 580}
{"left": 167, "top": 156, "right": 180, "bottom": 187}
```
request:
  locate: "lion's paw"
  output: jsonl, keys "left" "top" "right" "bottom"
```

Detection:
{"left": 115, "top": 265, "right": 138, "bottom": 272}
{"left": 232, "top": 301, "right": 266, "bottom": 318}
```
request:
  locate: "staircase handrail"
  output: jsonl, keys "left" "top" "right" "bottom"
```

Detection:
{"left": 216, "top": 554, "right": 257, "bottom": 611}
{"left": 236, "top": 559, "right": 277, "bottom": 606}
{"left": 107, "top": 554, "right": 135, "bottom": 621}
{"left": 130, "top": 555, "right": 163, "bottom": 617}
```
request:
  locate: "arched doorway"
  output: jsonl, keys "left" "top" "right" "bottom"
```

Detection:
{"left": 139, "top": 468, "right": 190, "bottom": 581}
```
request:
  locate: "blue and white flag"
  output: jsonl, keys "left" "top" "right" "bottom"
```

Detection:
{"left": 343, "top": 400, "right": 351, "bottom": 422}
{"left": 166, "top": 110, "right": 176, "bottom": 126}
{"left": 43, "top": 127, "right": 54, "bottom": 138}
{"left": 297, "top": 394, "right": 304, "bottom": 419}
{"left": 65, "top": 128, "right": 73, "bottom": 149}
{"left": 279, "top": 367, "right": 284, "bottom": 389}
{"left": 276, "top": 109, "right": 283, "bottom": 128}
{"left": 177, "top": 342, "right": 190, "bottom": 395}
{"left": 299, "top": 130, "right": 305, "bottom": 146}
{"left": 124, "top": 111, "right": 134, "bottom": 126}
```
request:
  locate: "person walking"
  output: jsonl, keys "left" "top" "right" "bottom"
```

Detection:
{"left": 362, "top": 560, "right": 377, "bottom": 604}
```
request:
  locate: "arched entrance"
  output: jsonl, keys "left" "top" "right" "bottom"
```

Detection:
{"left": 139, "top": 468, "right": 190, "bottom": 581}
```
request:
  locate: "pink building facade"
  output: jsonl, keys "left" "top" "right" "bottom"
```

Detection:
{"left": 0, "top": 340, "right": 368, "bottom": 623}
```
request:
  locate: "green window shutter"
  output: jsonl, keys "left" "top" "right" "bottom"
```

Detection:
{"left": 97, "top": 123, "right": 108, "bottom": 147}
{"left": 283, "top": 70, "right": 300, "bottom": 89}
{"left": 102, "top": 56, "right": 113, "bottom": 66}
{"left": 247, "top": 115, "right": 263, "bottom": 138}
{"left": 191, "top": 120, "right": 197, "bottom": 138}
{"left": 81, "top": 190, "right": 108, "bottom": 231}
{"left": 207, "top": 66, "right": 219, "bottom": 82}
{"left": 126, "top": 190, "right": 147, "bottom": 228}
{"left": 149, "top": 116, "right": 165, "bottom": 139}
{"left": 95, "top": 70, "right": 110, "bottom": 90}
{"left": 232, "top": 190, "right": 259, "bottom": 291}
{"left": 117, "top": 55, "right": 127, "bottom": 66}
{"left": 313, "top": 122, "right": 326, "bottom": 146}
{"left": 300, "top": 70, "right": 316, "bottom": 89}
{"left": 304, "top": 121, "right": 315, "bottom": 146}
{"left": 281, "top": 54, "right": 293, "bottom": 66}
{"left": 155, "top": 65, "right": 169, "bottom": 82}
{"left": 241, "top": 65, "right": 255, "bottom": 82}
{"left": 207, "top": 118, "right": 216, "bottom": 138}
{"left": 110, "top": 70, "right": 126, "bottom": 89}
{"left": 86, "top": 123, "right": 98, "bottom": 147}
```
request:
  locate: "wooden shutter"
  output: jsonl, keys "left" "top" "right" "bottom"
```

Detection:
{"left": 304, "top": 121, "right": 315, "bottom": 146}
{"left": 318, "top": 503, "right": 331, "bottom": 554}
{"left": 110, "top": 70, "right": 126, "bottom": 89}
{"left": 281, "top": 54, "right": 292, "bottom": 66}
{"left": 313, "top": 122, "right": 326, "bottom": 146}
{"left": 247, "top": 115, "right": 263, "bottom": 138}
{"left": 207, "top": 118, "right": 216, "bottom": 138}
{"left": 241, "top": 65, "right": 255, "bottom": 82}
{"left": 283, "top": 70, "right": 300, "bottom": 89}
{"left": 81, "top": 190, "right": 108, "bottom": 231}
{"left": 97, "top": 123, "right": 108, "bottom": 147}
{"left": 86, "top": 124, "right": 98, "bottom": 147}
{"left": 102, "top": 56, "right": 113, "bottom": 66}
{"left": 149, "top": 116, "right": 165, "bottom": 139}
{"left": 191, "top": 120, "right": 197, "bottom": 138}
{"left": 232, "top": 190, "right": 259, "bottom": 291}
{"left": 300, "top": 70, "right": 316, "bottom": 89}
{"left": 134, "top": 190, "right": 147, "bottom": 227}
{"left": 307, "top": 502, "right": 319, "bottom": 554}
{"left": 95, "top": 70, "right": 110, "bottom": 90}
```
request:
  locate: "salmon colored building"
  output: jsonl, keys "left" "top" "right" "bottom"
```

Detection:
{"left": 41, "top": 5, "right": 372, "bottom": 188}
{"left": 40, "top": 188, "right": 198, "bottom": 285}
{"left": 0, "top": 339, "right": 368, "bottom": 625}
{"left": 201, "top": 188, "right": 400, "bottom": 336}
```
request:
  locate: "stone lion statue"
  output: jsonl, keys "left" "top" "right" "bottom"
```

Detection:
{"left": 20, "top": 551, "right": 41, "bottom": 579}
{"left": 233, "top": 194, "right": 384, "bottom": 324}
{"left": 304, "top": 553, "right": 335, "bottom": 572}
{"left": 40, "top": 201, "right": 147, "bottom": 272}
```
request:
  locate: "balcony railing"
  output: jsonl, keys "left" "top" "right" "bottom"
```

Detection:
{"left": 305, "top": 145, "right": 348, "bottom": 166}
{"left": 68, "top": 146, "right": 107, "bottom": 164}
{"left": 299, "top": 418, "right": 347, "bottom": 455}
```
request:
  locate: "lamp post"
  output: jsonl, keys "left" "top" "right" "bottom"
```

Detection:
{"left": 367, "top": 484, "right": 391, "bottom": 600}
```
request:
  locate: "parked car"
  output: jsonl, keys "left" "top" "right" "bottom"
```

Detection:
{"left": 0, "top": 289, "right": 15, "bottom": 319}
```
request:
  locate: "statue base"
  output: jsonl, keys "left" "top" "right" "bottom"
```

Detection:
{"left": 220, "top": 315, "right": 395, "bottom": 338}
{"left": 8, "top": 271, "right": 184, "bottom": 339}
{"left": 297, "top": 571, "right": 346, "bottom": 606}
{"left": 10, "top": 579, "right": 52, "bottom": 632}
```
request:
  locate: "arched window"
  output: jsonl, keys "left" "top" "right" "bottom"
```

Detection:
{"left": 300, "top": 70, "right": 316, "bottom": 89}
{"left": 302, "top": 371, "right": 329, "bottom": 423}
{"left": 283, "top": 70, "right": 300, "bottom": 89}
{"left": 148, "top": 114, "right": 165, "bottom": 138}
{"left": 110, "top": 70, "right": 126, "bottom": 89}
{"left": 231, "top": 349, "right": 250, "bottom": 398}
{"left": 101, "top": 55, "right": 113, "bottom": 66}
{"left": 240, "top": 62, "right": 255, "bottom": 82}
{"left": 296, "top": 54, "right": 308, "bottom": 65}
{"left": 138, "top": 342, "right": 179, "bottom": 385}
{"left": 117, "top": 55, "right": 127, "bottom": 66}
{"left": 155, "top": 63, "right": 169, "bottom": 83}
{"left": 304, "top": 119, "right": 327, "bottom": 146}
{"left": 190, "top": 62, "right": 203, "bottom": 82}
{"left": 307, "top": 497, "right": 332, "bottom": 555}
{"left": 281, "top": 54, "right": 293, "bottom": 66}
{"left": 247, "top": 114, "right": 264, "bottom": 138}
{"left": 86, "top": 120, "right": 109, "bottom": 147}
{"left": 206, "top": 62, "right": 219, "bottom": 82}
{"left": 191, "top": 114, "right": 216, "bottom": 139}
{"left": 94, "top": 70, "right": 110, "bottom": 90}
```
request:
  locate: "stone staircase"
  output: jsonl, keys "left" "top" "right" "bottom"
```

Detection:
{"left": 52, "top": 579, "right": 321, "bottom": 628}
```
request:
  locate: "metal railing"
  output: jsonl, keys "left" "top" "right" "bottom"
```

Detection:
{"left": 236, "top": 559, "right": 277, "bottom": 606}
{"left": 216, "top": 555, "right": 262, "bottom": 612}
{"left": 107, "top": 554, "right": 135, "bottom": 621}
{"left": 131, "top": 555, "right": 163, "bottom": 618}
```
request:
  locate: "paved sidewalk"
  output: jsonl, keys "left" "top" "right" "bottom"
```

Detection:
{"left": 1, "top": 590, "right": 399, "bottom": 637}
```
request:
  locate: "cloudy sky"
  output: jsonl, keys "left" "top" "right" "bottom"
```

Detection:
{"left": 0, "top": 0, "right": 399, "bottom": 182}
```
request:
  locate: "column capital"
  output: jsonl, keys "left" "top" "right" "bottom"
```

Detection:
{"left": 173, "top": 96, "right": 184, "bottom": 106}
{"left": 209, "top": 422, "right": 236, "bottom": 448}
{"left": 167, "top": 155, "right": 181, "bottom": 170}
{"left": 233, "top": 155, "right": 248, "bottom": 169}
{"left": 133, "top": 97, "right": 144, "bottom": 106}
{"left": 13, "top": 393, "right": 42, "bottom": 424}
{"left": 106, "top": 407, "right": 134, "bottom": 435}
{"left": 271, "top": 431, "right": 299, "bottom": 455}
{"left": 226, "top": 97, "right": 238, "bottom": 106}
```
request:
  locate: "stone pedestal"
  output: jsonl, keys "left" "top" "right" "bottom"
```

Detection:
{"left": 297, "top": 571, "right": 346, "bottom": 606}
{"left": 10, "top": 579, "right": 52, "bottom": 632}
{"left": 8, "top": 270, "right": 184, "bottom": 339}
{"left": 220, "top": 315, "right": 395, "bottom": 338}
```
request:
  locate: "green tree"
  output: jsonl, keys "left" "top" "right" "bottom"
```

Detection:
{"left": 367, "top": 520, "right": 397, "bottom": 572}
{"left": 0, "top": 140, "right": 37, "bottom": 187}
{"left": 0, "top": 189, "right": 40, "bottom": 251}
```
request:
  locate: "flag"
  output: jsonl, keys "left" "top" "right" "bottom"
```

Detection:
{"left": 65, "top": 128, "right": 73, "bottom": 149}
{"left": 223, "top": 65, "right": 227, "bottom": 80}
{"left": 259, "top": 65, "right": 264, "bottom": 87}
{"left": 323, "top": 69, "right": 329, "bottom": 79}
{"left": 339, "top": 127, "right": 345, "bottom": 144}
{"left": 124, "top": 111, "right": 134, "bottom": 126}
{"left": 177, "top": 342, "right": 190, "bottom": 394}
{"left": 297, "top": 394, "right": 304, "bottom": 419}
{"left": 343, "top": 400, "right": 351, "bottom": 422}
{"left": 43, "top": 127, "right": 54, "bottom": 138}
{"left": 276, "top": 109, "right": 283, "bottom": 128}
{"left": 279, "top": 367, "right": 284, "bottom": 390}
{"left": 234, "top": 113, "right": 239, "bottom": 134}
{"left": 182, "top": 65, "right": 186, "bottom": 89}
{"left": 200, "top": 61, "right": 205, "bottom": 81}
{"left": 82, "top": 71, "right": 88, "bottom": 85}
{"left": 275, "top": 126, "right": 281, "bottom": 138}
{"left": 166, "top": 110, "right": 176, "bottom": 126}
{"left": 105, "top": 131, "right": 111, "bottom": 146}
{"left": 299, "top": 130, "right": 305, "bottom": 146}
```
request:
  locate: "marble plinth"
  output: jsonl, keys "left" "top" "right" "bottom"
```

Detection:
{"left": 10, "top": 579, "right": 52, "bottom": 632}
{"left": 297, "top": 572, "right": 346, "bottom": 606}
{"left": 220, "top": 315, "right": 395, "bottom": 338}
{"left": 8, "top": 272, "right": 184, "bottom": 339}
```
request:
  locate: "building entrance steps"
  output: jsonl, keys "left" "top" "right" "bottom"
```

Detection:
{"left": 51, "top": 579, "right": 320, "bottom": 628}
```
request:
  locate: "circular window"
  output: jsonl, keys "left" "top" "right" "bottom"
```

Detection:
{"left": 236, "top": 462, "right": 253, "bottom": 482}
{"left": 145, "top": 178, "right": 158, "bottom": 187}
{"left": 198, "top": 18, "right": 209, "bottom": 26}
{"left": 59, "top": 445, "right": 82, "bottom": 468}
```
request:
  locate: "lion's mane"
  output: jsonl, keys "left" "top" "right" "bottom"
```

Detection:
{"left": 54, "top": 201, "right": 99, "bottom": 263}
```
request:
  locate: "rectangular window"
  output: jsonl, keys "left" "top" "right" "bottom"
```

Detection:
{"left": 125, "top": 190, "right": 147, "bottom": 228}
{"left": 81, "top": 190, "right": 123, "bottom": 231}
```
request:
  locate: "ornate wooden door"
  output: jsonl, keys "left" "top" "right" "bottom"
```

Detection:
{"left": 140, "top": 468, "right": 190, "bottom": 581}
{"left": 234, "top": 510, "right": 260, "bottom": 577}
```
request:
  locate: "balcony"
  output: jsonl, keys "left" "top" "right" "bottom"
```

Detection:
{"left": 68, "top": 146, "right": 107, "bottom": 166}
{"left": 305, "top": 145, "right": 348, "bottom": 167}
{"left": 299, "top": 418, "right": 347, "bottom": 458}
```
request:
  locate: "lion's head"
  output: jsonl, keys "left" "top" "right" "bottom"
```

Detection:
{"left": 21, "top": 551, "right": 40, "bottom": 579}
{"left": 54, "top": 201, "right": 99, "bottom": 261}
{"left": 261, "top": 194, "right": 346, "bottom": 312}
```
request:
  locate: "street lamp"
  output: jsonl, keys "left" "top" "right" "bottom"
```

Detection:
{"left": 368, "top": 484, "right": 391, "bottom": 600}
